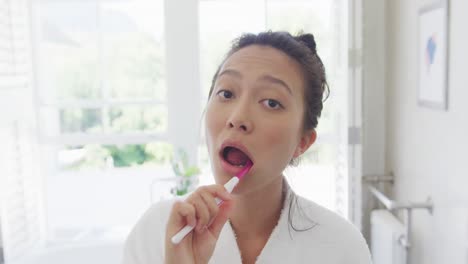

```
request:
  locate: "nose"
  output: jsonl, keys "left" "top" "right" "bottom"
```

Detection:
{"left": 226, "top": 103, "right": 253, "bottom": 133}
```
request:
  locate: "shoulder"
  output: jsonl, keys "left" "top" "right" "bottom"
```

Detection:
{"left": 292, "top": 195, "right": 372, "bottom": 263}
{"left": 122, "top": 198, "right": 178, "bottom": 264}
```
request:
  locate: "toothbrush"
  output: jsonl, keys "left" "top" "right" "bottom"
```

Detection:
{"left": 171, "top": 160, "right": 253, "bottom": 244}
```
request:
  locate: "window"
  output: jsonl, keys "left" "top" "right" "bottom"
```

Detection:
{"left": 34, "top": 0, "right": 175, "bottom": 240}
{"left": 37, "top": 0, "right": 169, "bottom": 171}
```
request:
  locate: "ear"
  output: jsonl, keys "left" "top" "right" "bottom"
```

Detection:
{"left": 293, "top": 129, "right": 317, "bottom": 158}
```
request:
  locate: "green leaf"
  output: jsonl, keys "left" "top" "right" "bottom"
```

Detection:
{"left": 184, "top": 166, "right": 201, "bottom": 177}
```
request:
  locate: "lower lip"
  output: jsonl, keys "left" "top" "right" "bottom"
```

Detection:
{"left": 219, "top": 156, "right": 249, "bottom": 177}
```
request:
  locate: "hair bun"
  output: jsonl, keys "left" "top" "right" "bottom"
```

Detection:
{"left": 296, "top": 34, "right": 317, "bottom": 54}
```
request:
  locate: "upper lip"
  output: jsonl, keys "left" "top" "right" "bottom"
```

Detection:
{"left": 219, "top": 140, "right": 254, "bottom": 164}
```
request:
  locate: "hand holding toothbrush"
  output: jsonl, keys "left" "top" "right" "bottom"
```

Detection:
{"left": 164, "top": 162, "right": 252, "bottom": 264}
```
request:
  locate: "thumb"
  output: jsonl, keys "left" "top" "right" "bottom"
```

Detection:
{"left": 208, "top": 200, "right": 233, "bottom": 239}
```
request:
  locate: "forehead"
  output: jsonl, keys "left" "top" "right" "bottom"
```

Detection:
{"left": 219, "top": 45, "right": 305, "bottom": 92}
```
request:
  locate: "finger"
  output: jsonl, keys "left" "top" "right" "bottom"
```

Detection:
{"left": 191, "top": 195, "right": 210, "bottom": 232}
{"left": 208, "top": 200, "right": 234, "bottom": 239}
{"left": 199, "top": 185, "right": 232, "bottom": 200}
{"left": 200, "top": 191, "right": 220, "bottom": 225}
{"left": 172, "top": 201, "right": 196, "bottom": 227}
{"left": 208, "top": 184, "right": 233, "bottom": 202}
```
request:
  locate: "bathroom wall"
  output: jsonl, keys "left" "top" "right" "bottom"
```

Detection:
{"left": 385, "top": 0, "right": 468, "bottom": 263}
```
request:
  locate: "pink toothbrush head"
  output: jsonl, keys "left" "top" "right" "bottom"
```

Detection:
{"left": 236, "top": 160, "right": 253, "bottom": 180}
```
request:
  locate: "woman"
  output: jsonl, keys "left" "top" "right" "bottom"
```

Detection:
{"left": 122, "top": 31, "right": 372, "bottom": 264}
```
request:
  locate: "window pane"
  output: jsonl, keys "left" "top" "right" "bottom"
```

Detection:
{"left": 199, "top": 0, "right": 265, "bottom": 101}
{"left": 58, "top": 142, "right": 173, "bottom": 171}
{"left": 107, "top": 105, "right": 167, "bottom": 133}
{"left": 266, "top": 0, "right": 336, "bottom": 85}
{"left": 100, "top": 0, "right": 166, "bottom": 100}
{"left": 38, "top": 2, "right": 100, "bottom": 101}
{"left": 37, "top": 0, "right": 166, "bottom": 102}
{"left": 60, "top": 108, "right": 102, "bottom": 134}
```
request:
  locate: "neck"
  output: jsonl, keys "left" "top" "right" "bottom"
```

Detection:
{"left": 229, "top": 176, "right": 286, "bottom": 239}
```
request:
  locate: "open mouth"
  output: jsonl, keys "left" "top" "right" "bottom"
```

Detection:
{"left": 222, "top": 146, "right": 252, "bottom": 167}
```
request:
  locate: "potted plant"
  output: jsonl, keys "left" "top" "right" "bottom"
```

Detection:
{"left": 171, "top": 149, "right": 200, "bottom": 196}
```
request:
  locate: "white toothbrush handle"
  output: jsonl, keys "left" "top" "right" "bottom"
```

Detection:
{"left": 171, "top": 177, "right": 239, "bottom": 244}
{"left": 171, "top": 225, "right": 195, "bottom": 244}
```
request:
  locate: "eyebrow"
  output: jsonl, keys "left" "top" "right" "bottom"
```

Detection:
{"left": 218, "top": 69, "right": 293, "bottom": 95}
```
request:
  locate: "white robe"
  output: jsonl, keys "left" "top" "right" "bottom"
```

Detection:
{"left": 122, "top": 185, "right": 372, "bottom": 264}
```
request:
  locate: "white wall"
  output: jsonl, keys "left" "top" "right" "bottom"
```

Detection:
{"left": 385, "top": 0, "right": 468, "bottom": 263}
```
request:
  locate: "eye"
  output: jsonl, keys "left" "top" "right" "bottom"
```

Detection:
{"left": 262, "top": 99, "right": 283, "bottom": 110}
{"left": 216, "top": 90, "right": 234, "bottom": 100}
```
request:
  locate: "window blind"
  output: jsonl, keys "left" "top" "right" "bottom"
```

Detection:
{"left": 0, "top": 0, "right": 44, "bottom": 262}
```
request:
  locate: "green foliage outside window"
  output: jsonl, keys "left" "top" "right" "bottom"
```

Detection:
{"left": 53, "top": 30, "right": 170, "bottom": 170}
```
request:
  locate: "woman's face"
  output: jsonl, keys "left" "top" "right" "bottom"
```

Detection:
{"left": 205, "top": 45, "right": 316, "bottom": 193}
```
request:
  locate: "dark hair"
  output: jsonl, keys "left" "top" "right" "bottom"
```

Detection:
{"left": 208, "top": 31, "right": 329, "bottom": 132}
{"left": 208, "top": 31, "right": 329, "bottom": 235}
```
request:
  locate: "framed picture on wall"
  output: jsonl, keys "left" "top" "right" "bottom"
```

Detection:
{"left": 418, "top": 0, "right": 449, "bottom": 110}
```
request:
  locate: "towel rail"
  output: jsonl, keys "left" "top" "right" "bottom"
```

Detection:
{"left": 367, "top": 185, "right": 433, "bottom": 213}
{"left": 363, "top": 174, "right": 395, "bottom": 184}
{"left": 364, "top": 174, "right": 433, "bottom": 264}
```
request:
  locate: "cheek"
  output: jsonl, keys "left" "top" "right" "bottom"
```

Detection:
{"left": 259, "top": 117, "right": 302, "bottom": 163}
